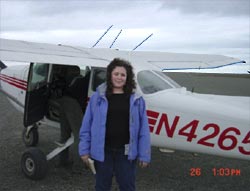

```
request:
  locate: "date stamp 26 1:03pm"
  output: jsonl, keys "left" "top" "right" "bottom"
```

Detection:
{"left": 190, "top": 167, "right": 241, "bottom": 177}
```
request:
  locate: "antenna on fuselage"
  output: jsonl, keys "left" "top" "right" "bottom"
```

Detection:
{"left": 109, "top": 29, "right": 122, "bottom": 48}
{"left": 132, "top": 33, "right": 153, "bottom": 50}
{"left": 91, "top": 25, "right": 113, "bottom": 48}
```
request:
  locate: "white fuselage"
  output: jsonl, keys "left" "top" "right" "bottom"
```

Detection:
{"left": 0, "top": 63, "right": 250, "bottom": 161}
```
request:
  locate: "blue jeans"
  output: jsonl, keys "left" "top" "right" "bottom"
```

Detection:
{"left": 94, "top": 147, "right": 136, "bottom": 191}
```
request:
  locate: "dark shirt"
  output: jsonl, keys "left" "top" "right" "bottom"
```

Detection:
{"left": 105, "top": 93, "right": 130, "bottom": 148}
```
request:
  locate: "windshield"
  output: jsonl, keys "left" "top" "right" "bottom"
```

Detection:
{"left": 137, "top": 70, "right": 180, "bottom": 94}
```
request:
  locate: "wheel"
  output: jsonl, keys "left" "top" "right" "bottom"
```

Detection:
{"left": 22, "top": 126, "right": 39, "bottom": 146}
{"left": 21, "top": 147, "right": 48, "bottom": 180}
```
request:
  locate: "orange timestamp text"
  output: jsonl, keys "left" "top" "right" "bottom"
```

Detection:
{"left": 189, "top": 168, "right": 241, "bottom": 176}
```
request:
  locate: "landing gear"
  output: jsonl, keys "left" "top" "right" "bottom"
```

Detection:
{"left": 21, "top": 147, "right": 48, "bottom": 180}
{"left": 20, "top": 133, "right": 74, "bottom": 180}
{"left": 22, "top": 125, "right": 39, "bottom": 146}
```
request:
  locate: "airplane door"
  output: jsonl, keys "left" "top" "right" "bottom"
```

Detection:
{"left": 24, "top": 63, "right": 49, "bottom": 127}
{"left": 18, "top": 65, "right": 29, "bottom": 106}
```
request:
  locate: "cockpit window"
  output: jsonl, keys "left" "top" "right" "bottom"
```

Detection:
{"left": 137, "top": 70, "right": 180, "bottom": 94}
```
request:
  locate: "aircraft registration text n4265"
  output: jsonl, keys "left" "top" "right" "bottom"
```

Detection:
{"left": 147, "top": 110, "right": 250, "bottom": 156}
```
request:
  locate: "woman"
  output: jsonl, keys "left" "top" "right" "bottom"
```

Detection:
{"left": 79, "top": 58, "right": 151, "bottom": 191}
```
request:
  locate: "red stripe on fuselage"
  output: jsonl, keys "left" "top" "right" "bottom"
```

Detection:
{"left": 0, "top": 74, "right": 27, "bottom": 86}
{"left": 0, "top": 74, "right": 27, "bottom": 91}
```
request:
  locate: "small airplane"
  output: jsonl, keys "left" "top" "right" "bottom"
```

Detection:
{"left": 0, "top": 38, "right": 249, "bottom": 180}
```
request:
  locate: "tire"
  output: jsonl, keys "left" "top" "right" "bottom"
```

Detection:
{"left": 22, "top": 126, "right": 39, "bottom": 146}
{"left": 21, "top": 147, "right": 48, "bottom": 180}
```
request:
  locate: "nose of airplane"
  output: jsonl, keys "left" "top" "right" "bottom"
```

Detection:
{"left": 144, "top": 88, "right": 250, "bottom": 126}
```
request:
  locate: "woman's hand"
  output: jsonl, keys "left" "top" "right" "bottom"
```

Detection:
{"left": 81, "top": 154, "right": 90, "bottom": 167}
{"left": 139, "top": 161, "right": 149, "bottom": 168}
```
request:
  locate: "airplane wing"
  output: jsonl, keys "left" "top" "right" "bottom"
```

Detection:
{"left": 131, "top": 51, "right": 246, "bottom": 70}
{"left": 0, "top": 38, "right": 245, "bottom": 71}
{"left": 0, "top": 38, "right": 110, "bottom": 67}
{"left": 165, "top": 72, "right": 250, "bottom": 96}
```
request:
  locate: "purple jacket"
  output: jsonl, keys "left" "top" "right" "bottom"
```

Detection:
{"left": 78, "top": 83, "right": 151, "bottom": 162}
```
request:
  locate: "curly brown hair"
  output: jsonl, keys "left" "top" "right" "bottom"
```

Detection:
{"left": 106, "top": 58, "right": 136, "bottom": 97}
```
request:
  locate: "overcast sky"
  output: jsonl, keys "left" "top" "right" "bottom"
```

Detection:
{"left": 0, "top": 0, "right": 249, "bottom": 72}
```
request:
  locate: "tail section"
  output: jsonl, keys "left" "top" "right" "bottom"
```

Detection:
{"left": 0, "top": 61, "right": 7, "bottom": 92}
{"left": 0, "top": 60, "right": 7, "bottom": 70}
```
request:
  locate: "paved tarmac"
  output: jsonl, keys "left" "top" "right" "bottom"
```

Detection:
{"left": 0, "top": 92, "right": 249, "bottom": 191}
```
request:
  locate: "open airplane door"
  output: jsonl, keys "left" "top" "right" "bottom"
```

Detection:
{"left": 24, "top": 63, "right": 49, "bottom": 127}
{"left": 21, "top": 63, "right": 50, "bottom": 180}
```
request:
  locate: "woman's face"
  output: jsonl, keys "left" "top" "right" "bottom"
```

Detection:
{"left": 111, "top": 66, "right": 127, "bottom": 89}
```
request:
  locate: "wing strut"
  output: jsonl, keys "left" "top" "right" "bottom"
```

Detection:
{"left": 109, "top": 29, "right": 122, "bottom": 48}
{"left": 132, "top": 33, "right": 153, "bottom": 50}
{"left": 91, "top": 25, "right": 113, "bottom": 48}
